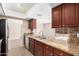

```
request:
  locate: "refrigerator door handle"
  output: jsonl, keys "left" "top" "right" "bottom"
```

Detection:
{"left": 7, "top": 23, "right": 9, "bottom": 39}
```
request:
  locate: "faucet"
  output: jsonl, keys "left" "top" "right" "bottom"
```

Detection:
{"left": 39, "top": 31, "right": 46, "bottom": 39}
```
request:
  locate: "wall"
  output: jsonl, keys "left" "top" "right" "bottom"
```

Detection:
{"left": 36, "top": 22, "right": 43, "bottom": 35}
{"left": 22, "top": 20, "right": 31, "bottom": 34}
{"left": 3, "top": 9, "right": 26, "bottom": 40}
{"left": 7, "top": 19, "right": 23, "bottom": 40}
{"left": 26, "top": 3, "right": 51, "bottom": 23}
{"left": 42, "top": 23, "right": 55, "bottom": 38}
{"left": 25, "top": 4, "right": 54, "bottom": 35}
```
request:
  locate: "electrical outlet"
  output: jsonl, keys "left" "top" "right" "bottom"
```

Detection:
{"left": 77, "top": 33, "right": 79, "bottom": 37}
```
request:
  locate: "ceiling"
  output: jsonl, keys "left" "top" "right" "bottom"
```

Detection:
{"left": 2, "top": 3, "right": 61, "bottom": 14}
{"left": 48, "top": 3, "right": 61, "bottom": 8}
{"left": 1, "top": 3, "right": 61, "bottom": 23}
{"left": 2, "top": 3, "right": 35, "bottom": 14}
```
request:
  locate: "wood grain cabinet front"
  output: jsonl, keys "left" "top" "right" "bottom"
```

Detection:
{"left": 54, "top": 48, "right": 73, "bottom": 56}
{"left": 34, "top": 40, "right": 44, "bottom": 56}
{"left": 43, "top": 44, "right": 54, "bottom": 56}
{"left": 76, "top": 3, "right": 79, "bottom": 27}
{"left": 62, "top": 3, "right": 77, "bottom": 27}
{"left": 29, "top": 37, "right": 73, "bottom": 56}
{"left": 52, "top": 4, "right": 62, "bottom": 28}
{"left": 29, "top": 38, "right": 35, "bottom": 55}
{"left": 52, "top": 3, "right": 78, "bottom": 28}
{"left": 28, "top": 19, "right": 36, "bottom": 30}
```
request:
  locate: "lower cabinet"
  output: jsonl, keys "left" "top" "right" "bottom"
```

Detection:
{"left": 54, "top": 48, "right": 73, "bottom": 56}
{"left": 34, "top": 40, "right": 44, "bottom": 56}
{"left": 29, "top": 37, "right": 73, "bottom": 56}
{"left": 44, "top": 44, "right": 54, "bottom": 56}
{"left": 29, "top": 38, "right": 35, "bottom": 55}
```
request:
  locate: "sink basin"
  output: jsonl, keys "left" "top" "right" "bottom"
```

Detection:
{"left": 35, "top": 36, "right": 46, "bottom": 39}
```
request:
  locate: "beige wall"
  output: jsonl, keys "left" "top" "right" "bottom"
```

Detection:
{"left": 22, "top": 20, "right": 31, "bottom": 34}
{"left": 7, "top": 19, "right": 23, "bottom": 40}
{"left": 42, "top": 23, "right": 55, "bottom": 38}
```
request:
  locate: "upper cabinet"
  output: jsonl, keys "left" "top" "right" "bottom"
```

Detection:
{"left": 62, "top": 4, "right": 76, "bottom": 27}
{"left": 52, "top": 3, "right": 79, "bottom": 28}
{"left": 28, "top": 18, "right": 36, "bottom": 29}
{"left": 76, "top": 4, "right": 79, "bottom": 27}
{"left": 52, "top": 5, "right": 62, "bottom": 28}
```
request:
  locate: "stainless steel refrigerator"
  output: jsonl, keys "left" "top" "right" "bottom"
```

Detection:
{"left": 0, "top": 19, "right": 8, "bottom": 56}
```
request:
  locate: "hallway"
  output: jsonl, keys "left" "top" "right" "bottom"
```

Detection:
{"left": 8, "top": 40, "right": 33, "bottom": 56}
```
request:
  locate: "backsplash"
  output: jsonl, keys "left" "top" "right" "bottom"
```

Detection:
{"left": 55, "top": 28, "right": 68, "bottom": 34}
{"left": 66, "top": 28, "right": 79, "bottom": 55}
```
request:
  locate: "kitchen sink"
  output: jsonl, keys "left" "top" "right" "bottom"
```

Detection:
{"left": 35, "top": 36, "right": 46, "bottom": 39}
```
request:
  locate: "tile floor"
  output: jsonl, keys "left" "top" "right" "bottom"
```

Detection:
{"left": 8, "top": 39, "right": 33, "bottom": 56}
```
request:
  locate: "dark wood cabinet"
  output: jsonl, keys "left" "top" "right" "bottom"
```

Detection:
{"left": 29, "top": 38, "right": 35, "bottom": 55}
{"left": 54, "top": 48, "right": 73, "bottom": 56}
{"left": 76, "top": 4, "right": 79, "bottom": 26}
{"left": 28, "top": 19, "right": 36, "bottom": 29}
{"left": 52, "top": 3, "right": 78, "bottom": 28}
{"left": 62, "top": 3, "right": 76, "bottom": 27}
{"left": 52, "top": 5, "right": 62, "bottom": 28}
{"left": 44, "top": 44, "right": 54, "bottom": 56}
{"left": 29, "top": 37, "right": 73, "bottom": 56}
{"left": 34, "top": 40, "right": 44, "bottom": 56}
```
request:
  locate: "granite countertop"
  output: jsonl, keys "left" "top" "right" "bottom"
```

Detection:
{"left": 27, "top": 34, "right": 79, "bottom": 56}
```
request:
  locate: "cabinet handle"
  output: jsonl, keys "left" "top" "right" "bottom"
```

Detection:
{"left": 51, "top": 53, "right": 53, "bottom": 56}
{"left": 63, "top": 25, "right": 64, "bottom": 27}
{"left": 59, "top": 25, "right": 61, "bottom": 27}
{"left": 60, "top": 53, "right": 63, "bottom": 56}
{"left": 46, "top": 47, "right": 48, "bottom": 48}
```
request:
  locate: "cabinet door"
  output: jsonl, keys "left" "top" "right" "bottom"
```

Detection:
{"left": 52, "top": 5, "right": 62, "bottom": 28}
{"left": 29, "top": 38, "right": 34, "bottom": 55}
{"left": 44, "top": 45, "right": 54, "bottom": 56}
{"left": 54, "top": 48, "right": 73, "bottom": 56}
{"left": 62, "top": 3, "right": 76, "bottom": 27}
{"left": 28, "top": 19, "right": 36, "bottom": 29}
{"left": 34, "top": 40, "right": 44, "bottom": 56}
{"left": 76, "top": 3, "right": 79, "bottom": 26}
{"left": 32, "top": 19, "right": 36, "bottom": 29}
{"left": 28, "top": 20, "right": 32, "bottom": 29}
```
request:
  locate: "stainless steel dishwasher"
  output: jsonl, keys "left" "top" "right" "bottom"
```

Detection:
{"left": 23, "top": 33, "right": 29, "bottom": 49}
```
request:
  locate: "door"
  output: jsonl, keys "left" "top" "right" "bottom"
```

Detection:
{"left": 34, "top": 40, "right": 43, "bottom": 56}
{"left": 52, "top": 5, "right": 62, "bottom": 28}
{"left": 62, "top": 3, "right": 76, "bottom": 27}
{"left": 7, "top": 19, "right": 23, "bottom": 55}
{"left": 44, "top": 45, "right": 54, "bottom": 56}
{"left": 29, "top": 38, "right": 34, "bottom": 55}
{"left": 34, "top": 44, "right": 43, "bottom": 56}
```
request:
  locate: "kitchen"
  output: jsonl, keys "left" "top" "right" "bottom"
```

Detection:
{"left": 0, "top": 3, "right": 79, "bottom": 56}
